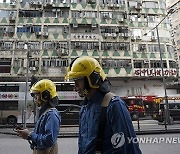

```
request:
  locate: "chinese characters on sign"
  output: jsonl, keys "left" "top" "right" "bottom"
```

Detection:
{"left": 134, "top": 68, "right": 177, "bottom": 77}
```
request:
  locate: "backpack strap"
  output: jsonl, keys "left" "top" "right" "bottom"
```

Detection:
{"left": 96, "top": 92, "right": 115, "bottom": 153}
{"left": 43, "top": 108, "right": 56, "bottom": 116}
{"left": 101, "top": 92, "right": 115, "bottom": 107}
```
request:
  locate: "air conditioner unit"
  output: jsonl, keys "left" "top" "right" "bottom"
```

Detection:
{"left": 91, "top": 24, "right": 96, "bottom": 28}
{"left": 8, "top": 28, "right": 15, "bottom": 33}
{"left": 114, "top": 4, "right": 120, "bottom": 8}
{"left": 107, "top": 43, "right": 112, "bottom": 47}
{"left": 73, "top": 24, "right": 78, "bottom": 28}
{"left": 112, "top": 33, "right": 117, "bottom": 38}
{"left": 29, "top": 67, "right": 38, "bottom": 71}
{"left": 9, "top": 16, "right": 16, "bottom": 21}
{"left": 94, "top": 43, "right": 99, "bottom": 47}
{"left": 124, "top": 33, "right": 128, "bottom": 38}
{"left": 107, "top": 33, "right": 111, "bottom": 37}
{"left": 36, "top": 32, "right": 42, "bottom": 36}
{"left": 118, "top": 18, "right": 124, "bottom": 23}
{"left": 62, "top": 0, "right": 66, "bottom": 4}
{"left": 37, "top": 1, "right": 42, "bottom": 5}
{"left": 131, "top": 36, "right": 136, "bottom": 40}
{"left": 115, "top": 28, "right": 119, "bottom": 33}
{"left": 119, "top": 33, "right": 124, "bottom": 37}
{"left": 73, "top": 35, "right": 77, "bottom": 39}
{"left": 144, "top": 60, "right": 149, "bottom": 64}
{"left": 10, "top": 1, "right": 16, "bottom": 6}
{"left": 75, "top": 42, "right": 80, "bottom": 46}
{"left": 136, "top": 36, "right": 141, "bottom": 40}
{"left": 43, "top": 32, "right": 49, "bottom": 38}
{"left": 107, "top": 3, "right": 114, "bottom": 8}
{"left": 104, "top": 33, "right": 108, "bottom": 37}
{"left": 141, "top": 45, "right": 146, "bottom": 49}
{"left": 120, "top": 43, "right": 125, "bottom": 47}
{"left": 136, "top": 2, "right": 142, "bottom": 10}
{"left": 103, "top": 14, "right": 109, "bottom": 19}
{"left": 9, "top": 11, "right": 14, "bottom": 16}
{"left": 151, "top": 36, "right": 156, "bottom": 41}
{"left": 60, "top": 49, "right": 65, "bottom": 54}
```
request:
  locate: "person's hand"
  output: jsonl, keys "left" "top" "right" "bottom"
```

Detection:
{"left": 17, "top": 129, "right": 30, "bottom": 140}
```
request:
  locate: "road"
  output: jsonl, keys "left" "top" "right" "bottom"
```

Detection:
{"left": 0, "top": 133, "right": 180, "bottom": 154}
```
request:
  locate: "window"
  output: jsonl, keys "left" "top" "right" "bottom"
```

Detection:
{"left": 169, "top": 61, "right": 177, "bottom": 68}
{"left": 148, "top": 44, "right": 165, "bottom": 53}
{"left": 134, "top": 61, "right": 143, "bottom": 68}
{"left": 0, "top": 101, "right": 18, "bottom": 110}
{"left": 56, "top": 83, "right": 75, "bottom": 91}
{"left": 0, "top": 85, "right": 19, "bottom": 92}
{"left": 30, "top": 42, "right": 40, "bottom": 50}
{"left": 15, "top": 42, "right": 25, "bottom": 49}
{"left": 0, "top": 59, "right": 11, "bottom": 73}
{"left": 29, "top": 60, "right": 39, "bottom": 67}
{"left": 138, "top": 44, "right": 146, "bottom": 52}
{"left": 1, "top": 42, "right": 13, "bottom": 50}
{"left": 150, "top": 60, "right": 167, "bottom": 68}
{"left": 19, "top": 10, "right": 42, "bottom": 17}
{"left": 102, "top": 59, "right": 131, "bottom": 68}
{"left": 42, "top": 59, "right": 68, "bottom": 67}
{"left": 143, "top": 1, "right": 158, "bottom": 8}
{"left": 167, "top": 45, "right": 174, "bottom": 53}
{"left": 17, "top": 25, "right": 41, "bottom": 33}
{"left": 43, "top": 42, "right": 52, "bottom": 49}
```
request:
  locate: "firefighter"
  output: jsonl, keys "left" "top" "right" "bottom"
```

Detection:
{"left": 16, "top": 79, "right": 61, "bottom": 154}
{"left": 65, "top": 56, "right": 142, "bottom": 154}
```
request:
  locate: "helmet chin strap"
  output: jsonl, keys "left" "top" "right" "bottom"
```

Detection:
{"left": 83, "top": 89, "right": 89, "bottom": 97}
{"left": 82, "top": 77, "right": 91, "bottom": 97}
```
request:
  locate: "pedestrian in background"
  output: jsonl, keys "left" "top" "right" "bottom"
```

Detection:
{"left": 16, "top": 79, "right": 61, "bottom": 154}
{"left": 65, "top": 56, "right": 142, "bottom": 154}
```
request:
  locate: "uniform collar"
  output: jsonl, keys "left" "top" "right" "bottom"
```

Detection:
{"left": 39, "top": 103, "right": 49, "bottom": 117}
{"left": 84, "top": 90, "right": 105, "bottom": 108}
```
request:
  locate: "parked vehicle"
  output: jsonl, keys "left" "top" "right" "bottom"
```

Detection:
{"left": 157, "top": 102, "right": 180, "bottom": 123}
{"left": 0, "top": 101, "right": 19, "bottom": 124}
{"left": 121, "top": 97, "right": 145, "bottom": 120}
{"left": 0, "top": 81, "right": 82, "bottom": 124}
{"left": 56, "top": 104, "right": 81, "bottom": 125}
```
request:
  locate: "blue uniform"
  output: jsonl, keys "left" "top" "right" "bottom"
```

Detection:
{"left": 78, "top": 91, "right": 142, "bottom": 154}
{"left": 30, "top": 105, "right": 61, "bottom": 150}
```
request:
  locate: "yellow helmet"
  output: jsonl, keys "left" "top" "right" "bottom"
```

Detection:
{"left": 65, "top": 56, "right": 106, "bottom": 88}
{"left": 30, "top": 79, "right": 58, "bottom": 102}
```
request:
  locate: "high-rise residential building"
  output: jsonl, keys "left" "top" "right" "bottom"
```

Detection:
{"left": 167, "top": 0, "right": 180, "bottom": 74}
{"left": 0, "top": 0, "right": 178, "bottom": 97}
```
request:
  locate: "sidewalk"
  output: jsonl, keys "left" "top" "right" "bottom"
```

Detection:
{"left": 0, "top": 126, "right": 79, "bottom": 137}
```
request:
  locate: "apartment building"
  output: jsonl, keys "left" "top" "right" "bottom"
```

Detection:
{"left": 0, "top": 0, "right": 178, "bottom": 97}
{"left": 167, "top": 0, "right": 180, "bottom": 69}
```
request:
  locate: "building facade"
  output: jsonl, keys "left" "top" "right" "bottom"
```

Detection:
{"left": 167, "top": 0, "right": 180, "bottom": 71}
{"left": 0, "top": 0, "right": 178, "bottom": 97}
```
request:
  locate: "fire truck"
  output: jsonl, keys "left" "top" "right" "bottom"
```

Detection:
{"left": 121, "top": 96, "right": 145, "bottom": 120}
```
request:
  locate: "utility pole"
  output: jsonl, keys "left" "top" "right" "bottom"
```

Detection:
{"left": 23, "top": 43, "right": 30, "bottom": 128}
{"left": 143, "top": 9, "right": 175, "bottom": 129}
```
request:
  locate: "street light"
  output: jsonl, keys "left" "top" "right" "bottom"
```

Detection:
{"left": 143, "top": 9, "right": 175, "bottom": 130}
{"left": 23, "top": 43, "right": 30, "bottom": 128}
